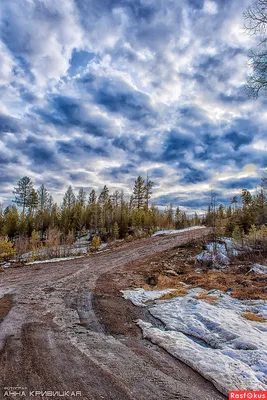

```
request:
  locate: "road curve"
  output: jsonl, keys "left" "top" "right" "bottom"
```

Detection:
{"left": 0, "top": 228, "right": 226, "bottom": 400}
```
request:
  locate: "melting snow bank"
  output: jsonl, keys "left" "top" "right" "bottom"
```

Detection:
{"left": 250, "top": 264, "right": 267, "bottom": 275}
{"left": 137, "top": 319, "right": 266, "bottom": 395}
{"left": 152, "top": 226, "right": 206, "bottom": 237}
{"left": 122, "top": 288, "right": 267, "bottom": 395}
{"left": 196, "top": 238, "right": 243, "bottom": 266}
{"left": 121, "top": 288, "right": 174, "bottom": 307}
{"left": 26, "top": 256, "right": 84, "bottom": 265}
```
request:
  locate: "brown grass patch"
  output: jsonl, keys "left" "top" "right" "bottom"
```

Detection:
{"left": 0, "top": 294, "right": 13, "bottom": 321}
{"left": 195, "top": 290, "right": 219, "bottom": 304}
{"left": 159, "top": 287, "right": 188, "bottom": 300}
{"left": 139, "top": 244, "right": 267, "bottom": 301}
{"left": 183, "top": 270, "right": 267, "bottom": 301}
{"left": 242, "top": 311, "right": 266, "bottom": 323}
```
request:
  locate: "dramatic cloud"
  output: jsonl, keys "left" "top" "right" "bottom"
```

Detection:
{"left": 0, "top": 0, "right": 266, "bottom": 212}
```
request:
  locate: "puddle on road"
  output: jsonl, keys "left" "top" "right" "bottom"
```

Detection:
{"left": 0, "top": 294, "right": 14, "bottom": 322}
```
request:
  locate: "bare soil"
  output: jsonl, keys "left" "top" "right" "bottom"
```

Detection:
{"left": 0, "top": 228, "right": 226, "bottom": 400}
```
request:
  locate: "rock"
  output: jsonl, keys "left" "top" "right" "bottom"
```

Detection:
{"left": 165, "top": 269, "right": 178, "bottom": 276}
{"left": 146, "top": 276, "right": 158, "bottom": 286}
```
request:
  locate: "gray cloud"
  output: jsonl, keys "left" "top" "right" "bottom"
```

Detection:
{"left": 0, "top": 0, "right": 264, "bottom": 210}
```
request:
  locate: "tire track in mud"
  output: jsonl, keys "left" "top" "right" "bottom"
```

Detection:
{"left": 0, "top": 228, "right": 225, "bottom": 400}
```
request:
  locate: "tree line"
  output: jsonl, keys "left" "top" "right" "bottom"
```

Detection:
{"left": 204, "top": 169, "right": 267, "bottom": 241}
{"left": 1, "top": 169, "right": 266, "bottom": 249}
{"left": 0, "top": 175, "right": 194, "bottom": 243}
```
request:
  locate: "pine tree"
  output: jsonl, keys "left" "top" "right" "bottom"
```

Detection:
{"left": 77, "top": 188, "right": 87, "bottom": 207}
{"left": 29, "top": 189, "right": 39, "bottom": 215}
{"left": 98, "top": 185, "right": 109, "bottom": 204}
{"left": 133, "top": 176, "right": 146, "bottom": 209}
{"left": 2, "top": 206, "right": 19, "bottom": 238}
{"left": 165, "top": 203, "right": 174, "bottom": 228}
{"left": 175, "top": 207, "right": 183, "bottom": 229}
{"left": 241, "top": 189, "right": 252, "bottom": 206}
{"left": 145, "top": 174, "right": 153, "bottom": 209}
{"left": 231, "top": 196, "right": 238, "bottom": 211}
{"left": 232, "top": 225, "right": 242, "bottom": 241}
{"left": 62, "top": 186, "right": 76, "bottom": 234}
{"left": 37, "top": 184, "right": 49, "bottom": 211}
{"left": 62, "top": 186, "right": 76, "bottom": 210}
{"left": 13, "top": 176, "right": 35, "bottom": 215}
{"left": 88, "top": 189, "right": 96, "bottom": 205}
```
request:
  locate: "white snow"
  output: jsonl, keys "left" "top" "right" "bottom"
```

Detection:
{"left": 152, "top": 226, "right": 206, "bottom": 237}
{"left": 196, "top": 238, "right": 241, "bottom": 266}
{"left": 250, "top": 264, "right": 267, "bottom": 275}
{"left": 26, "top": 255, "right": 84, "bottom": 265}
{"left": 0, "top": 262, "right": 11, "bottom": 268}
{"left": 121, "top": 288, "right": 174, "bottom": 307}
{"left": 99, "top": 243, "right": 108, "bottom": 251}
{"left": 21, "top": 245, "right": 87, "bottom": 261}
{"left": 123, "top": 287, "right": 267, "bottom": 395}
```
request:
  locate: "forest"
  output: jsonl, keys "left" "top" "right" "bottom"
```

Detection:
{"left": 0, "top": 170, "right": 267, "bottom": 263}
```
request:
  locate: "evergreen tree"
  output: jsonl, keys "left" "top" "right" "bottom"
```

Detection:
{"left": 165, "top": 203, "right": 174, "bottom": 228}
{"left": 88, "top": 189, "right": 96, "bottom": 205}
{"left": 13, "top": 176, "right": 35, "bottom": 215}
{"left": 62, "top": 186, "right": 76, "bottom": 234}
{"left": 133, "top": 176, "right": 146, "bottom": 209}
{"left": 29, "top": 189, "right": 39, "bottom": 215}
{"left": 37, "top": 184, "right": 49, "bottom": 211}
{"left": 175, "top": 207, "right": 183, "bottom": 229}
{"left": 98, "top": 185, "right": 109, "bottom": 204}
{"left": 145, "top": 174, "right": 153, "bottom": 209}
{"left": 231, "top": 196, "right": 238, "bottom": 211}
{"left": 241, "top": 189, "right": 252, "bottom": 206}
{"left": 62, "top": 186, "right": 76, "bottom": 210}
{"left": 2, "top": 206, "right": 19, "bottom": 238}
{"left": 77, "top": 188, "right": 87, "bottom": 207}
{"left": 232, "top": 225, "right": 242, "bottom": 241}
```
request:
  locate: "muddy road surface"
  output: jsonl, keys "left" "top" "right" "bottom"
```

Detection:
{"left": 0, "top": 228, "right": 225, "bottom": 400}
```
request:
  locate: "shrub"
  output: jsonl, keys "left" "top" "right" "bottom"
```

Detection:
{"left": 0, "top": 237, "right": 16, "bottom": 262}
{"left": 14, "top": 235, "right": 30, "bottom": 261}
{"left": 232, "top": 225, "right": 242, "bottom": 241}
{"left": 91, "top": 236, "right": 101, "bottom": 251}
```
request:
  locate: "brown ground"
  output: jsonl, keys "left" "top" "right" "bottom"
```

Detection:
{"left": 0, "top": 294, "right": 13, "bottom": 321}
{"left": 0, "top": 228, "right": 227, "bottom": 400}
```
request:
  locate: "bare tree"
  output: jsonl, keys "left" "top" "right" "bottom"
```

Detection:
{"left": 243, "top": 0, "right": 267, "bottom": 97}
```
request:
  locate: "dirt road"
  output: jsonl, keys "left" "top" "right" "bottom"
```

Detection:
{"left": 0, "top": 228, "right": 226, "bottom": 400}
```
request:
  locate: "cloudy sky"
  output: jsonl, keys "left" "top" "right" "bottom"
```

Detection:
{"left": 0, "top": 0, "right": 266, "bottom": 212}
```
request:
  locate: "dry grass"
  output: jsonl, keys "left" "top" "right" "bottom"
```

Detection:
{"left": 183, "top": 270, "right": 267, "bottom": 301}
{"left": 143, "top": 274, "right": 181, "bottom": 291}
{"left": 140, "top": 244, "right": 267, "bottom": 301}
{"left": 195, "top": 290, "right": 219, "bottom": 304}
{"left": 159, "top": 287, "right": 188, "bottom": 300}
{"left": 0, "top": 294, "right": 13, "bottom": 320}
{"left": 242, "top": 311, "right": 266, "bottom": 323}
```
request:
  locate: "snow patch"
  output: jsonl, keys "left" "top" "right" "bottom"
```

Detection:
{"left": 121, "top": 288, "right": 174, "bottom": 307}
{"left": 196, "top": 238, "right": 242, "bottom": 266}
{"left": 123, "top": 287, "right": 267, "bottom": 394}
{"left": 26, "top": 256, "right": 84, "bottom": 265}
{"left": 137, "top": 319, "right": 267, "bottom": 395}
{"left": 152, "top": 226, "right": 206, "bottom": 237}
{"left": 250, "top": 264, "right": 267, "bottom": 275}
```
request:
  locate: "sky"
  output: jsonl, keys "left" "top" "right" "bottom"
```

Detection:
{"left": 0, "top": 0, "right": 266, "bottom": 213}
